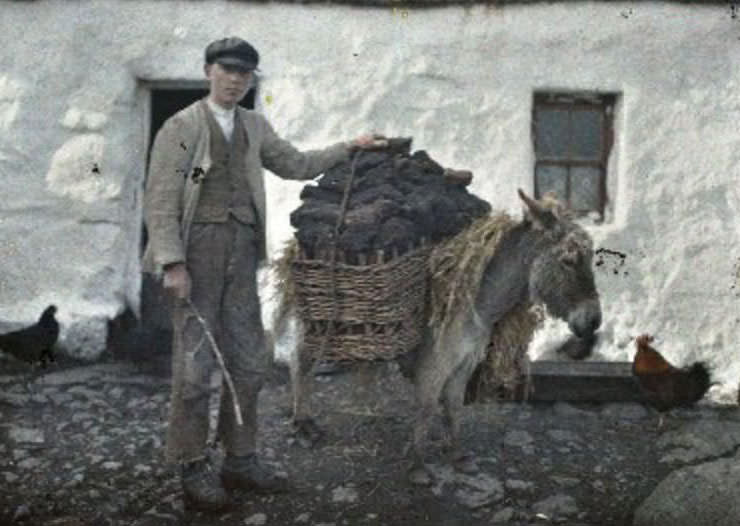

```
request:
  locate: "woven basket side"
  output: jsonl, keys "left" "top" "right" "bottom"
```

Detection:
{"left": 292, "top": 245, "right": 430, "bottom": 361}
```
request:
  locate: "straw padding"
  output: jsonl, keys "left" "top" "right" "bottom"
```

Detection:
{"left": 426, "top": 212, "right": 545, "bottom": 402}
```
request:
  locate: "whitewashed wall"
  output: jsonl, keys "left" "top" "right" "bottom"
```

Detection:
{"left": 0, "top": 0, "right": 738, "bottom": 401}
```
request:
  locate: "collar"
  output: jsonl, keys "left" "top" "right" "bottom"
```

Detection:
{"left": 206, "top": 98, "right": 236, "bottom": 120}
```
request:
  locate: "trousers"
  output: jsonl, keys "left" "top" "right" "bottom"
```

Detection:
{"left": 164, "top": 217, "right": 269, "bottom": 464}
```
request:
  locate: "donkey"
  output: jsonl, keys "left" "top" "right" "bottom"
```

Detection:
{"left": 290, "top": 189, "right": 602, "bottom": 485}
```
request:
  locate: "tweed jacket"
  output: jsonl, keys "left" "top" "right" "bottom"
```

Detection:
{"left": 142, "top": 99, "right": 351, "bottom": 275}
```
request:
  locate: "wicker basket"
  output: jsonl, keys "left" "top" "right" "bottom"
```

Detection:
{"left": 292, "top": 243, "right": 431, "bottom": 362}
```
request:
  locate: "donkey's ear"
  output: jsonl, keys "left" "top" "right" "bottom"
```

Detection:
{"left": 518, "top": 188, "right": 558, "bottom": 229}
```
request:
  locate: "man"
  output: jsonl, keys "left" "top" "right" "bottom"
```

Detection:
{"left": 142, "top": 36, "right": 384, "bottom": 511}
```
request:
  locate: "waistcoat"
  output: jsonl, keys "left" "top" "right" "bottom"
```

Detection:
{"left": 191, "top": 106, "right": 257, "bottom": 224}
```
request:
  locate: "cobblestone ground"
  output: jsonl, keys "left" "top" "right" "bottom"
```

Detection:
{"left": 1, "top": 355, "right": 738, "bottom": 526}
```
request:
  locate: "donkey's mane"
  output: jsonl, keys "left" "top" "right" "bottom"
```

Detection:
{"left": 427, "top": 210, "right": 549, "bottom": 401}
{"left": 427, "top": 212, "right": 520, "bottom": 335}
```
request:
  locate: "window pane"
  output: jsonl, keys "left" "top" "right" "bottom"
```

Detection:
{"left": 570, "top": 166, "right": 601, "bottom": 211}
{"left": 571, "top": 109, "right": 603, "bottom": 160}
{"left": 535, "top": 108, "right": 569, "bottom": 158}
{"left": 535, "top": 164, "right": 568, "bottom": 201}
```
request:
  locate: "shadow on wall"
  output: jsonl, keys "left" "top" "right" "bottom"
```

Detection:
{"left": 106, "top": 274, "right": 172, "bottom": 376}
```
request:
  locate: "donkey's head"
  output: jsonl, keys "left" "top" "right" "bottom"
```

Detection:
{"left": 518, "top": 189, "right": 602, "bottom": 339}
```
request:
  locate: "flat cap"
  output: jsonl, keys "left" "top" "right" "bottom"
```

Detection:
{"left": 205, "top": 37, "right": 260, "bottom": 71}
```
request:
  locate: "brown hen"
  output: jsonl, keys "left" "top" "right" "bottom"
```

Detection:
{"left": 632, "top": 334, "right": 711, "bottom": 417}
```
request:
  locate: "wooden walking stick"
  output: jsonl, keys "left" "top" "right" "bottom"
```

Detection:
{"left": 186, "top": 298, "right": 244, "bottom": 426}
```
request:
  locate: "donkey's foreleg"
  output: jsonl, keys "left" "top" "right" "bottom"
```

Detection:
{"left": 290, "top": 342, "right": 323, "bottom": 447}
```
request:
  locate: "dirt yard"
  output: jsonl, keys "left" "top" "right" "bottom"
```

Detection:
{"left": 1, "top": 354, "right": 736, "bottom": 526}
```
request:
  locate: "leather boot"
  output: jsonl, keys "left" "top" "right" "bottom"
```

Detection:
{"left": 221, "top": 453, "right": 289, "bottom": 493}
{"left": 181, "top": 457, "right": 229, "bottom": 511}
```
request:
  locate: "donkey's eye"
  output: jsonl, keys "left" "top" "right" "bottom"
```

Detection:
{"left": 560, "top": 254, "right": 578, "bottom": 267}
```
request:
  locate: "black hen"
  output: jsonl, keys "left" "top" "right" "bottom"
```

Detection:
{"left": 0, "top": 305, "right": 59, "bottom": 367}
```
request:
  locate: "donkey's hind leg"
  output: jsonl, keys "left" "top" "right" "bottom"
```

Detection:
{"left": 441, "top": 352, "right": 480, "bottom": 474}
{"left": 290, "top": 341, "right": 323, "bottom": 447}
{"left": 408, "top": 337, "right": 457, "bottom": 485}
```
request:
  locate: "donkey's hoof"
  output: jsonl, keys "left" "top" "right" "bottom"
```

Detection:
{"left": 408, "top": 465, "right": 433, "bottom": 486}
{"left": 292, "top": 418, "right": 324, "bottom": 448}
{"left": 452, "top": 453, "right": 480, "bottom": 474}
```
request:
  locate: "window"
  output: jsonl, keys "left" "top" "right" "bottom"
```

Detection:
{"left": 532, "top": 92, "right": 616, "bottom": 218}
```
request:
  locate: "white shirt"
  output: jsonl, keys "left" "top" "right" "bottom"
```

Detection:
{"left": 206, "top": 99, "right": 236, "bottom": 142}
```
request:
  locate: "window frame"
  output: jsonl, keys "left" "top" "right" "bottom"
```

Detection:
{"left": 532, "top": 92, "right": 616, "bottom": 218}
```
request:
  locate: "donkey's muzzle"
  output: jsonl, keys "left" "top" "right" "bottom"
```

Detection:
{"left": 568, "top": 299, "right": 602, "bottom": 338}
